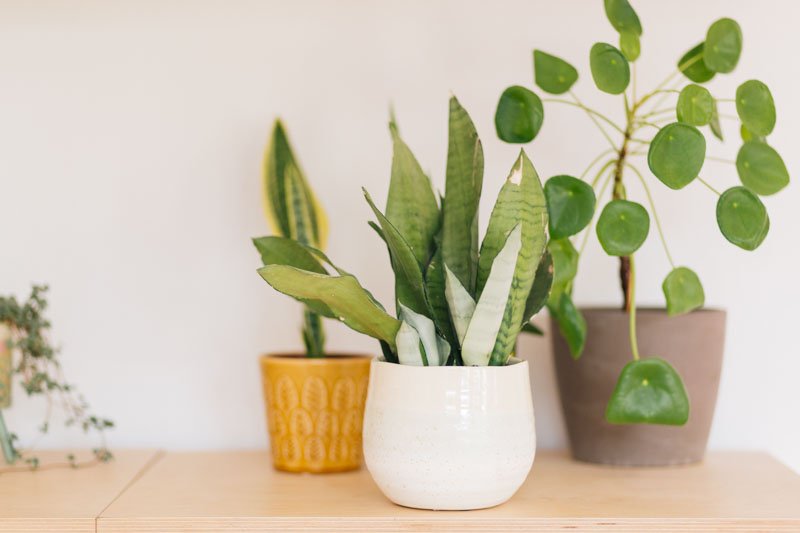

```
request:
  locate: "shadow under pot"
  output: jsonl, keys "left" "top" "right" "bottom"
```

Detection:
{"left": 259, "top": 353, "right": 372, "bottom": 473}
{"left": 551, "top": 308, "right": 726, "bottom": 467}
{"left": 363, "top": 358, "right": 535, "bottom": 511}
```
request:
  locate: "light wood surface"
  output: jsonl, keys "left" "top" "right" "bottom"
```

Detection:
{"left": 0, "top": 449, "right": 160, "bottom": 533}
{"left": 98, "top": 450, "right": 800, "bottom": 532}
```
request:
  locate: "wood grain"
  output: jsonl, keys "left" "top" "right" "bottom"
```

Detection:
{"left": 0, "top": 450, "right": 160, "bottom": 533}
{"left": 98, "top": 450, "right": 800, "bottom": 532}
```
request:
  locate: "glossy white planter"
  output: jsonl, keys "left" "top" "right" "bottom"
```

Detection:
{"left": 362, "top": 359, "right": 535, "bottom": 510}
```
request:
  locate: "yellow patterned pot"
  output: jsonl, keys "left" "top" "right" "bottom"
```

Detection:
{"left": 260, "top": 353, "right": 371, "bottom": 473}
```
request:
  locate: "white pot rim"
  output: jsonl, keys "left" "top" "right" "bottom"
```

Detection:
{"left": 371, "top": 357, "right": 526, "bottom": 372}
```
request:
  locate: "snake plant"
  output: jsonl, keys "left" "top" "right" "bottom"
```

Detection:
{"left": 254, "top": 97, "right": 551, "bottom": 366}
{"left": 253, "top": 120, "right": 329, "bottom": 357}
{"left": 494, "top": 1, "right": 788, "bottom": 422}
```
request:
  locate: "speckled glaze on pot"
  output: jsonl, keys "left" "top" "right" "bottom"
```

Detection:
{"left": 362, "top": 359, "right": 535, "bottom": 510}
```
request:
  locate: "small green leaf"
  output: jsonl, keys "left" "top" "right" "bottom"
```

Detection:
{"left": 548, "top": 238, "right": 578, "bottom": 292}
{"left": 662, "top": 267, "right": 705, "bottom": 316}
{"left": 590, "top": 43, "right": 630, "bottom": 95}
{"left": 709, "top": 100, "right": 724, "bottom": 141}
{"left": 678, "top": 43, "right": 715, "bottom": 84}
{"left": 716, "top": 186, "right": 770, "bottom": 250}
{"left": 604, "top": 0, "right": 642, "bottom": 36}
{"left": 676, "top": 84, "right": 714, "bottom": 126}
{"left": 549, "top": 293, "right": 586, "bottom": 359}
{"left": 648, "top": 123, "right": 706, "bottom": 189}
{"left": 736, "top": 80, "right": 776, "bottom": 137}
{"left": 596, "top": 200, "right": 650, "bottom": 256}
{"left": 495, "top": 86, "right": 544, "bottom": 143}
{"left": 704, "top": 18, "right": 742, "bottom": 73}
{"left": 533, "top": 50, "right": 578, "bottom": 94}
{"left": 544, "top": 175, "right": 596, "bottom": 239}
{"left": 740, "top": 124, "right": 764, "bottom": 144}
{"left": 619, "top": 31, "right": 640, "bottom": 61}
{"left": 521, "top": 322, "right": 543, "bottom": 335}
{"left": 606, "top": 358, "right": 689, "bottom": 425}
{"left": 736, "top": 142, "right": 789, "bottom": 196}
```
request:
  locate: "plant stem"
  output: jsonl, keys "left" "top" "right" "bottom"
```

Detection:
{"left": 705, "top": 156, "right": 735, "bottom": 164}
{"left": 579, "top": 168, "right": 615, "bottom": 256}
{"left": 543, "top": 97, "right": 626, "bottom": 136}
{"left": 580, "top": 149, "right": 616, "bottom": 180}
{"left": 628, "top": 255, "right": 641, "bottom": 361}
{"left": 697, "top": 176, "right": 722, "bottom": 195}
{"left": 0, "top": 411, "right": 16, "bottom": 464}
{"left": 627, "top": 163, "right": 676, "bottom": 268}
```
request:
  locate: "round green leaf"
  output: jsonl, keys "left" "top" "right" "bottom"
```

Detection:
{"left": 736, "top": 142, "right": 789, "bottom": 196}
{"left": 704, "top": 18, "right": 742, "bottom": 73}
{"left": 548, "top": 238, "right": 578, "bottom": 290}
{"left": 662, "top": 267, "right": 705, "bottom": 316}
{"left": 604, "top": 0, "right": 642, "bottom": 36}
{"left": 619, "top": 31, "right": 640, "bottom": 62}
{"left": 647, "top": 123, "right": 706, "bottom": 189}
{"left": 678, "top": 43, "right": 715, "bottom": 83}
{"left": 533, "top": 50, "right": 578, "bottom": 95}
{"left": 606, "top": 358, "right": 689, "bottom": 425}
{"left": 590, "top": 43, "right": 630, "bottom": 95}
{"left": 495, "top": 86, "right": 544, "bottom": 144}
{"left": 736, "top": 80, "right": 776, "bottom": 137}
{"left": 676, "top": 84, "right": 714, "bottom": 126}
{"left": 716, "top": 186, "right": 769, "bottom": 250}
{"left": 739, "top": 124, "right": 764, "bottom": 143}
{"left": 545, "top": 175, "right": 596, "bottom": 239}
{"left": 596, "top": 200, "right": 650, "bottom": 256}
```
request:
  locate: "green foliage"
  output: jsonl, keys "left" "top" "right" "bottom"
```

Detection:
{"left": 604, "top": 0, "right": 642, "bottom": 36}
{"left": 677, "top": 84, "right": 714, "bottom": 126}
{"left": 545, "top": 175, "right": 596, "bottom": 239}
{"left": 647, "top": 123, "right": 706, "bottom": 189}
{"left": 549, "top": 293, "right": 586, "bottom": 359}
{"left": 596, "top": 200, "right": 650, "bottom": 256}
{"left": 736, "top": 142, "right": 789, "bottom": 195}
{"left": 736, "top": 80, "right": 776, "bottom": 137}
{"left": 662, "top": 267, "right": 705, "bottom": 316}
{"left": 704, "top": 18, "right": 743, "bottom": 73}
{"left": 495, "top": 86, "right": 544, "bottom": 143}
{"left": 534, "top": 50, "right": 578, "bottom": 94}
{"left": 716, "top": 187, "right": 770, "bottom": 250}
{"left": 590, "top": 43, "right": 630, "bottom": 94}
{"left": 619, "top": 31, "right": 640, "bottom": 62}
{"left": 678, "top": 43, "right": 715, "bottom": 83}
{"left": 606, "top": 358, "right": 689, "bottom": 425}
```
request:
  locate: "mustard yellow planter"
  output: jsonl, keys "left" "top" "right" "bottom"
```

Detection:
{"left": 260, "top": 354, "right": 371, "bottom": 473}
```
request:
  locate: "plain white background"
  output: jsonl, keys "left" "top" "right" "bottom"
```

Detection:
{"left": 1, "top": 0, "right": 798, "bottom": 471}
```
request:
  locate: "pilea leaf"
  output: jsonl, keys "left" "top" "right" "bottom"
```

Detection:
{"left": 495, "top": 86, "right": 544, "bottom": 143}
{"left": 548, "top": 238, "right": 579, "bottom": 294}
{"left": 549, "top": 292, "right": 586, "bottom": 359}
{"left": 736, "top": 142, "right": 789, "bottom": 196}
{"left": 678, "top": 43, "right": 715, "bottom": 83}
{"left": 534, "top": 50, "right": 578, "bottom": 95}
{"left": 662, "top": 267, "right": 705, "bottom": 316}
{"left": 606, "top": 358, "right": 690, "bottom": 425}
{"left": 544, "top": 175, "right": 596, "bottom": 240}
{"left": 604, "top": 0, "right": 642, "bottom": 36}
{"left": 648, "top": 123, "right": 706, "bottom": 189}
{"left": 716, "top": 186, "right": 770, "bottom": 250}
{"left": 590, "top": 43, "right": 630, "bottom": 95}
{"left": 596, "top": 200, "right": 650, "bottom": 256}
{"left": 677, "top": 84, "right": 714, "bottom": 126}
{"left": 704, "top": 18, "right": 743, "bottom": 73}
{"left": 736, "top": 80, "right": 776, "bottom": 137}
{"left": 619, "top": 31, "right": 640, "bottom": 61}
{"left": 740, "top": 124, "right": 765, "bottom": 144}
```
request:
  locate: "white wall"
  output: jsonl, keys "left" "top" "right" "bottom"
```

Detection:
{"left": 1, "top": 0, "right": 798, "bottom": 471}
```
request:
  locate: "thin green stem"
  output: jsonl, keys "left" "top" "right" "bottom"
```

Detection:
{"left": 544, "top": 96, "right": 626, "bottom": 136}
{"left": 569, "top": 91, "right": 621, "bottom": 149}
{"left": 716, "top": 98, "right": 736, "bottom": 103}
{"left": 639, "top": 108, "right": 675, "bottom": 119}
{"left": 706, "top": 156, "right": 735, "bottom": 164}
{"left": 697, "top": 176, "right": 722, "bottom": 195}
{"left": 580, "top": 149, "right": 616, "bottom": 180}
{"left": 591, "top": 160, "right": 617, "bottom": 188}
{"left": 628, "top": 256, "right": 640, "bottom": 361}
{"left": 579, "top": 168, "right": 615, "bottom": 256}
{"left": 626, "top": 164, "right": 675, "bottom": 268}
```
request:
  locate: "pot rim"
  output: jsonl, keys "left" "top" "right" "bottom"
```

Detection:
{"left": 371, "top": 357, "right": 527, "bottom": 371}
{"left": 569, "top": 306, "right": 726, "bottom": 314}
{"left": 260, "top": 352, "right": 373, "bottom": 363}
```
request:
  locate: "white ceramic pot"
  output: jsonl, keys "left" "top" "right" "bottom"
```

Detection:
{"left": 362, "top": 359, "right": 535, "bottom": 510}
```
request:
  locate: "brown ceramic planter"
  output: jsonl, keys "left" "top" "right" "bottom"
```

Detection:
{"left": 551, "top": 308, "right": 725, "bottom": 466}
{"left": 260, "top": 353, "right": 372, "bottom": 473}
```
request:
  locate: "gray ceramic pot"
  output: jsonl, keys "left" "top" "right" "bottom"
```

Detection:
{"left": 551, "top": 308, "right": 726, "bottom": 466}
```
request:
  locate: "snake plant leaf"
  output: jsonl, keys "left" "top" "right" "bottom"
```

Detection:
{"left": 597, "top": 200, "right": 650, "bottom": 256}
{"left": 709, "top": 100, "right": 724, "bottom": 141}
{"left": 704, "top": 18, "right": 742, "bottom": 73}
{"left": 444, "top": 265, "right": 476, "bottom": 347}
{"left": 436, "top": 336, "right": 451, "bottom": 366}
{"left": 736, "top": 142, "right": 789, "bottom": 196}
{"left": 545, "top": 175, "right": 596, "bottom": 239}
{"left": 590, "top": 43, "right": 630, "bottom": 95}
{"left": 396, "top": 321, "right": 427, "bottom": 366}
{"left": 548, "top": 238, "right": 578, "bottom": 297}
{"left": 399, "top": 303, "right": 446, "bottom": 366}
{"left": 736, "top": 80, "right": 776, "bottom": 137}
{"left": 604, "top": 0, "right": 642, "bottom": 36}
{"left": 462, "top": 225, "right": 522, "bottom": 366}
{"left": 716, "top": 186, "right": 770, "bottom": 250}
{"left": 495, "top": 86, "right": 544, "bottom": 143}
{"left": 252, "top": 236, "right": 327, "bottom": 275}
{"left": 619, "top": 31, "right": 640, "bottom": 62}
{"left": 258, "top": 265, "right": 401, "bottom": 350}
{"left": 678, "top": 43, "right": 715, "bottom": 84}
{"left": 522, "top": 250, "right": 554, "bottom": 326}
{"left": 677, "top": 84, "right": 714, "bottom": 126}
{"left": 301, "top": 309, "right": 325, "bottom": 357}
{"left": 263, "top": 120, "right": 328, "bottom": 248}
{"left": 606, "top": 358, "right": 690, "bottom": 425}
{"left": 364, "top": 189, "right": 429, "bottom": 316}
{"left": 549, "top": 292, "right": 586, "bottom": 359}
{"left": 521, "top": 322, "right": 544, "bottom": 335}
{"left": 648, "top": 123, "right": 706, "bottom": 189}
{"left": 443, "top": 96, "right": 484, "bottom": 295}
{"left": 424, "top": 231, "right": 458, "bottom": 347}
{"left": 662, "top": 267, "right": 705, "bottom": 316}
{"left": 386, "top": 127, "right": 440, "bottom": 265}
{"left": 533, "top": 50, "right": 578, "bottom": 94}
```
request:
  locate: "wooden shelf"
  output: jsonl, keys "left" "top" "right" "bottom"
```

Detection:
{"left": 3, "top": 450, "right": 799, "bottom": 532}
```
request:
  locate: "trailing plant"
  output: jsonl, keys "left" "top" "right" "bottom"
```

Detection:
{"left": 254, "top": 97, "right": 552, "bottom": 366}
{"left": 0, "top": 285, "right": 113, "bottom": 473}
{"left": 254, "top": 120, "right": 330, "bottom": 357}
{"left": 494, "top": 1, "right": 788, "bottom": 424}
